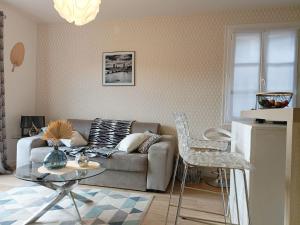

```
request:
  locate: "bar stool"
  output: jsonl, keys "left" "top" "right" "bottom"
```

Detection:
{"left": 203, "top": 128, "right": 232, "bottom": 142}
{"left": 203, "top": 128, "right": 231, "bottom": 188}
{"left": 165, "top": 112, "right": 252, "bottom": 225}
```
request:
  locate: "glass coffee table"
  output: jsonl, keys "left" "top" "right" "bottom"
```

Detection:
{"left": 15, "top": 162, "right": 105, "bottom": 225}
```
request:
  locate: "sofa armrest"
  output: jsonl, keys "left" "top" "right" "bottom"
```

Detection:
{"left": 147, "top": 135, "right": 176, "bottom": 191}
{"left": 16, "top": 135, "right": 47, "bottom": 168}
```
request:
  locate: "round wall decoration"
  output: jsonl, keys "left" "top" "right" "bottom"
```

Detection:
{"left": 10, "top": 42, "right": 25, "bottom": 72}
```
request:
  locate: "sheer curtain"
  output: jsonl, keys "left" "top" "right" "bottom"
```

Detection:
{"left": 265, "top": 30, "right": 297, "bottom": 92}
{"left": 228, "top": 28, "right": 298, "bottom": 121}
{"left": 0, "top": 12, "right": 11, "bottom": 174}
{"left": 232, "top": 32, "right": 261, "bottom": 118}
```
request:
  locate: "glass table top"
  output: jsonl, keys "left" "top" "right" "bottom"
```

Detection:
{"left": 15, "top": 162, "right": 106, "bottom": 183}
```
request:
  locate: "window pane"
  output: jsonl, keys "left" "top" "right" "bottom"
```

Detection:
{"left": 234, "top": 33, "right": 261, "bottom": 64}
{"left": 266, "top": 64, "right": 294, "bottom": 92}
{"left": 265, "top": 30, "right": 296, "bottom": 63}
{"left": 232, "top": 93, "right": 257, "bottom": 118}
{"left": 233, "top": 65, "right": 260, "bottom": 92}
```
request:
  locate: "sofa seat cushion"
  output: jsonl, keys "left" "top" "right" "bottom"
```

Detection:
{"left": 94, "top": 152, "right": 148, "bottom": 172}
{"left": 30, "top": 147, "right": 148, "bottom": 173}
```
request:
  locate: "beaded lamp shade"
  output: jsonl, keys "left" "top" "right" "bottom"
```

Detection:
{"left": 53, "top": 0, "right": 101, "bottom": 26}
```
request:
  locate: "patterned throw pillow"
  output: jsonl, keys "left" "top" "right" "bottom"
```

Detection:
{"left": 88, "top": 118, "right": 132, "bottom": 148}
{"left": 137, "top": 133, "right": 161, "bottom": 154}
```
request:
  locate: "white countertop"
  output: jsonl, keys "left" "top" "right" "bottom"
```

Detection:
{"left": 241, "top": 108, "right": 300, "bottom": 122}
{"left": 232, "top": 120, "right": 287, "bottom": 129}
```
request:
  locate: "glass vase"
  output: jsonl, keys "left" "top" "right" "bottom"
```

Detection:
{"left": 43, "top": 145, "right": 67, "bottom": 169}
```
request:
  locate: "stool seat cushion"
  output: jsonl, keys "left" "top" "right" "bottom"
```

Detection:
{"left": 183, "top": 150, "right": 252, "bottom": 170}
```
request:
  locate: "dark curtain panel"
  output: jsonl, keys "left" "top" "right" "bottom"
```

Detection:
{"left": 0, "top": 11, "right": 11, "bottom": 174}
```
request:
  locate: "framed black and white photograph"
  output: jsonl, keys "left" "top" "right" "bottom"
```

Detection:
{"left": 102, "top": 51, "right": 135, "bottom": 86}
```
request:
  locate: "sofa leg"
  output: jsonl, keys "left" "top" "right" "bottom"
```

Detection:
{"left": 146, "top": 189, "right": 165, "bottom": 193}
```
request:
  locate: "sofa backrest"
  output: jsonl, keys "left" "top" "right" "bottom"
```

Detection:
{"left": 68, "top": 119, "right": 160, "bottom": 141}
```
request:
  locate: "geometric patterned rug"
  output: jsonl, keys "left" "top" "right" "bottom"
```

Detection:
{"left": 0, "top": 185, "right": 153, "bottom": 225}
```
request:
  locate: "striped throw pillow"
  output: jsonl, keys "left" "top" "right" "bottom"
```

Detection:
{"left": 137, "top": 133, "right": 161, "bottom": 154}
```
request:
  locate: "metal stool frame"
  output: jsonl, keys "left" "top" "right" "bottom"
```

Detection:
{"left": 165, "top": 112, "right": 251, "bottom": 225}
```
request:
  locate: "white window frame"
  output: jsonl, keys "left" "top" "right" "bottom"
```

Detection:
{"left": 223, "top": 22, "right": 300, "bottom": 125}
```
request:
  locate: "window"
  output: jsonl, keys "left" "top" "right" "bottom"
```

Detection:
{"left": 224, "top": 26, "right": 299, "bottom": 123}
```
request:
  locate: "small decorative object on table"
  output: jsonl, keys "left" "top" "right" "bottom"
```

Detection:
{"left": 75, "top": 151, "right": 89, "bottom": 167}
{"left": 42, "top": 120, "right": 73, "bottom": 169}
{"left": 256, "top": 92, "right": 293, "bottom": 109}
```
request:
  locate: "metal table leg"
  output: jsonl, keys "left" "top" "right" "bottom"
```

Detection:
{"left": 71, "top": 191, "right": 93, "bottom": 203}
{"left": 24, "top": 180, "right": 84, "bottom": 224}
{"left": 68, "top": 191, "right": 82, "bottom": 221}
{"left": 24, "top": 190, "right": 67, "bottom": 224}
{"left": 40, "top": 181, "right": 93, "bottom": 203}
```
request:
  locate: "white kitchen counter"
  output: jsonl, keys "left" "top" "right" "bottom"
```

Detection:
{"left": 238, "top": 108, "right": 300, "bottom": 225}
{"left": 230, "top": 121, "right": 286, "bottom": 225}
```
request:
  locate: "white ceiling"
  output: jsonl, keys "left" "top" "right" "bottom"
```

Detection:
{"left": 2, "top": 0, "right": 300, "bottom": 23}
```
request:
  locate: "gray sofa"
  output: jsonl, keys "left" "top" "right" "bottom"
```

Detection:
{"left": 16, "top": 119, "right": 176, "bottom": 192}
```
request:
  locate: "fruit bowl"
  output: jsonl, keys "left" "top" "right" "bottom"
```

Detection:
{"left": 256, "top": 92, "right": 293, "bottom": 109}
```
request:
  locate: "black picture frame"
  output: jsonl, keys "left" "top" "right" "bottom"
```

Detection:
{"left": 102, "top": 51, "right": 135, "bottom": 86}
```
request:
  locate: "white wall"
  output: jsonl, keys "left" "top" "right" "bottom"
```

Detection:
{"left": 0, "top": 3, "right": 37, "bottom": 166}
{"left": 0, "top": 4, "right": 299, "bottom": 166}
{"left": 36, "top": 6, "right": 300, "bottom": 137}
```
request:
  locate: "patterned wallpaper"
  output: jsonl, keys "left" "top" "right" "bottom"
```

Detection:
{"left": 36, "top": 6, "right": 300, "bottom": 136}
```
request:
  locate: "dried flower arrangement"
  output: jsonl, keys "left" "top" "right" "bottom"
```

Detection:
{"left": 42, "top": 120, "right": 73, "bottom": 146}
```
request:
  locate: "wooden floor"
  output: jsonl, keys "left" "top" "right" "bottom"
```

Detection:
{"left": 0, "top": 174, "right": 226, "bottom": 225}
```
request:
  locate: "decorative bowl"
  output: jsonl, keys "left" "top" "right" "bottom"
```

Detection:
{"left": 256, "top": 92, "right": 293, "bottom": 109}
